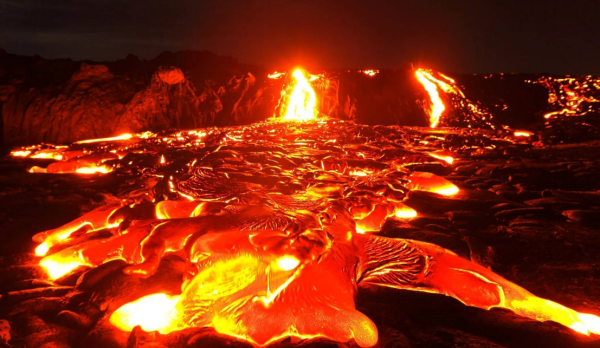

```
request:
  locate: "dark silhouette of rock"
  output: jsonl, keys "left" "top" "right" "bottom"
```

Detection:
{"left": 0, "top": 51, "right": 271, "bottom": 146}
{"left": 1, "top": 49, "right": 599, "bottom": 146}
{"left": 3, "top": 62, "right": 137, "bottom": 144}
{"left": 116, "top": 66, "right": 203, "bottom": 132}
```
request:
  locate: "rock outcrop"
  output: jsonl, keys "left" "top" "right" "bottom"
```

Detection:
{"left": 116, "top": 66, "right": 204, "bottom": 132}
{"left": 0, "top": 51, "right": 273, "bottom": 146}
{"left": 3, "top": 63, "right": 137, "bottom": 144}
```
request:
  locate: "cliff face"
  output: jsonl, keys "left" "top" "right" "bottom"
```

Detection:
{"left": 2, "top": 63, "right": 136, "bottom": 144}
{"left": 0, "top": 50, "right": 276, "bottom": 146}
{"left": 333, "top": 70, "right": 431, "bottom": 126}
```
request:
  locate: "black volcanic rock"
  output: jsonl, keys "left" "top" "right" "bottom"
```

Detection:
{"left": 337, "top": 69, "right": 431, "bottom": 126}
{"left": 456, "top": 73, "right": 550, "bottom": 128}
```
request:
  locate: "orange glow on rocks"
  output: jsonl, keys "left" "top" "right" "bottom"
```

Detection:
{"left": 514, "top": 130, "right": 533, "bottom": 137}
{"left": 405, "top": 171, "right": 460, "bottom": 196}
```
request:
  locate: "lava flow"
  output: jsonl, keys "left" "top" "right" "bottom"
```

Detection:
{"left": 10, "top": 106, "right": 600, "bottom": 346}
{"left": 528, "top": 75, "right": 600, "bottom": 119}
{"left": 415, "top": 69, "right": 446, "bottom": 128}
{"left": 279, "top": 69, "right": 318, "bottom": 122}
{"left": 6, "top": 66, "right": 600, "bottom": 347}
{"left": 415, "top": 68, "right": 496, "bottom": 129}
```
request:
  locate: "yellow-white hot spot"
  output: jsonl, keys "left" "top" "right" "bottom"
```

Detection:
{"left": 275, "top": 255, "right": 300, "bottom": 271}
{"left": 110, "top": 293, "right": 181, "bottom": 333}
{"left": 283, "top": 70, "right": 317, "bottom": 122}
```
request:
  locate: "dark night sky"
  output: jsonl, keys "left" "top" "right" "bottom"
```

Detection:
{"left": 1, "top": 0, "right": 599, "bottom": 75}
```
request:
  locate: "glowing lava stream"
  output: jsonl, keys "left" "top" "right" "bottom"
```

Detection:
{"left": 282, "top": 70, "right": 317, "bottom": 121}
{"left": 75, "top": 133, "right": 133, "bottom": 144}
{"left": 415, "top": 69, "right": 446, "bottom": 128}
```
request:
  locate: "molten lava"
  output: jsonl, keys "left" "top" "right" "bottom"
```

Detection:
{"left": 15, "top": 118, "right": 600, "bottom": 346}
{"left": 362, "top": 69, "right": 379, "bottom": 77}
{"left": 514, "top": 130, "right": 534, "bottom": 137}
{"left": 76, "top": 133, "right": 133, "bottom": 144}
{"left": 415, "top": 69, "right": 446, "bottom": 128}
{"left": 427, "top": 152, "right": 454, "bottom": 165}
{"left": 529, "top": 76, "right": 600, "bottom": 119}
{"left": 7, "top": 73, "right": 600, "bottom": 346}
{"left": 405, "top": 171, "right": 460, "bottom": 196}
{"left": 110, "top": 293, "right": 182, "bottom": 333}
{"left": 415, "top": 68, "right": 496, "bottom": 129}
{"left": 281, "top": 69, "right": 317, "bottom": 122}
{"left": 268, "top": 71, "right": 285, "bottom": 79}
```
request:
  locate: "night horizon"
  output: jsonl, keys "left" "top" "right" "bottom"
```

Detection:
{"left": 1, "top": 0, "right": 600, "bottom": 75}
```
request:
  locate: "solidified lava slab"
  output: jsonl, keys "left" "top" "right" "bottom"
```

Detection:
{"left": 1, "top": 120, "right": 600, "bottom": 348}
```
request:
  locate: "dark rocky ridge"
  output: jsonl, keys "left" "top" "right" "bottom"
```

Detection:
{"left": 0, "top": 50, "right": 281, "bottom": 145}
{"left": 1, "top": 49, "right": 599, "bottom": 147}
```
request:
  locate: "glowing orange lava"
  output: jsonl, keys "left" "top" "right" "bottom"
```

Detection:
{"left": 415, "top": 69, "right": 446, "bottom": 128}
{"left": 268, "top": 71, "right": 285, "bottom": 79}
{"left": 427, "top": 152, "right": 454, "bottom": 165}
{"left": 10, "top": 150, "right": 31, "bottom": 157}
{"left": 415, "top": 68, "right": 495, "bottom": 129}
{"left": 281, "top": 70, "right": 317, "bottom": 122}
{"left": 75, "top": 133, "right": 133, "bottom": 144}
{"left": 29, "top": 164, "right": 113, "bottom": 174}
{"left": 110, "top": 293, "right": 182, "bottom": 334}
{"left": 530, "top": 76, "right": 600, "bottom": 119}
{"left": 15, "top": 120, "right": 600, "bottom": 346}
{"left": 405, "top": 171, "right": 460, "bottom": 196}
{"left": 75, "top": 165, "right": 113, "bottom": 174}
{"left": 30, "top": 152, "right": 64, "bottom": 160}
{"left": 514, "top": 130, "right": 533, "bottom": 137}
{"left": 362, "top": 69, "right": 379, "bottom": 77}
